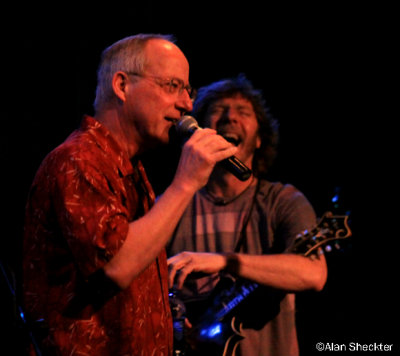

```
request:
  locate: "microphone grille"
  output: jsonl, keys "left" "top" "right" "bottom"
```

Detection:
{"left": 176, "top": 115, "right": 199, "bottom": 137}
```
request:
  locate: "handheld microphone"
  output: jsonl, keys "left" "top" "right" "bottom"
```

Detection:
{"left": 176, "top": 115, "right": 252, "bottom": 181}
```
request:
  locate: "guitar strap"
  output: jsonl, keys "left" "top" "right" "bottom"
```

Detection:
{"left": 234, "top": 178, "right": 261, "bottom": 253}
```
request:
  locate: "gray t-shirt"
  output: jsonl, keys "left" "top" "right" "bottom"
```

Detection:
{"left": 167, "top": 179, "right": 316, "bottom": 356}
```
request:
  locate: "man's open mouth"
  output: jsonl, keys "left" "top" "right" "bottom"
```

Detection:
{"left": 220, "top": 133, "right": 241, "bottom": 146}
{"left": 165, "top": 117, "right": 179, "bottom": 124}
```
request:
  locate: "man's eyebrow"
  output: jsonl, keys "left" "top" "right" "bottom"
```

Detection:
{"left": 210, "top": 102, "right": 254, "bottom": 112}
{"left": 236, "top": 104, "right": 253, "bottom": 110}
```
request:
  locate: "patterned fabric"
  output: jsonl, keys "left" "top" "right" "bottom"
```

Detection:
{"left": 23, "top": 116, "right": 172, "bottom": 356}
{"left": 167, "top": 180, "right": 316, "bottom": 356}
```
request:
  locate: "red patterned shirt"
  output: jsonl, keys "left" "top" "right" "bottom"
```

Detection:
{"left": 23, "top": 116, "right": 173, "bottom": 356}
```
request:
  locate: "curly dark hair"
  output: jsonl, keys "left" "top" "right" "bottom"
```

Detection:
{"left": 191, "top": 74, "right": 279, "bottom": 177}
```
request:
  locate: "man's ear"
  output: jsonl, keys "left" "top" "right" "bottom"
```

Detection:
{"left": 112, "top": 71, "right": 129, "bottom": 102}
{"left": 256, "top": 134, "right": 262, "bottom": 149}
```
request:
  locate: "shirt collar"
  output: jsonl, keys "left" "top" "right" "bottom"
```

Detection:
{"left": 80, "top": 115, "right": 134, "bottom": 176}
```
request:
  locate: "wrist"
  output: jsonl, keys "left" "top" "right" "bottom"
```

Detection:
{"left": 222, "top": 253, "right": 241, "bottom": 276}
{"left": 169, "top": 177, "right": 199, "bottom": 197}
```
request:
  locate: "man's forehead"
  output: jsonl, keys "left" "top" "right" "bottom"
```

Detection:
{"left": 211, "top": 95, "right": 254, "bottom": 109}
{"left": 144, "top": 39, "right": 189, "bottom": 79}
{"left": 145, "top": 38, "right": 177, "bottom": 53}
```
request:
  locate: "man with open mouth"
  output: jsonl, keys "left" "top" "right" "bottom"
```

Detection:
{"left": 167, "top": 74, "right": 328, "bottom": 356}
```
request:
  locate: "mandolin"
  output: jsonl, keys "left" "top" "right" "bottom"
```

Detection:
{"left": 170, "top": 212, "right": 352, "bottom": 356}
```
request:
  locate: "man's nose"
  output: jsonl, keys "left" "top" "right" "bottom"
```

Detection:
{"left": 221, "top": 107, "right": 238, "bottom": 122}
{"left": 176, "top": 90, "right": 193, "bottom": 113}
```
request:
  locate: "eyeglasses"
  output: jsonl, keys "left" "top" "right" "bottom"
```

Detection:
{"left": 126, "top": 72, "right": 196, "bottom": 99}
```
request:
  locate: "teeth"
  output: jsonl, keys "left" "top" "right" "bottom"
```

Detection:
{"left": 221, "top": 133, "right": 239, "bottom": 140}
{"left": 166, "top": 117, "right": 178, "bottom": 124}
{"left": 221, "top": 133, "right": 241, "bottom": 146}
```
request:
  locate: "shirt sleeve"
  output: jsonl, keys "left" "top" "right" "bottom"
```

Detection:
{"left": 50, "top": 152, "right": 132, "bottom": 277}
{"left": 270, "top": 183, "right": 317, "bottom": 252}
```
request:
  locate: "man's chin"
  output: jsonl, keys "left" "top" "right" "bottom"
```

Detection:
{"left": 149, "top": 137, "right": 169, "bottom": 150}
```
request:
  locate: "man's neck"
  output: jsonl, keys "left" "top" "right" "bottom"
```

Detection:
{"left": 95, "top": 109, "right": 140, "bottom": 159}
{"left": 206, "top": 167, "right": 256, "bottom": 201}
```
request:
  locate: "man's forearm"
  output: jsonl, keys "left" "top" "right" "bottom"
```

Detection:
{"left": 229, "top": 252, "right": 327, "bottom": 292}
{"left": 104, "top": 182, "right": 196, "bottom": 289}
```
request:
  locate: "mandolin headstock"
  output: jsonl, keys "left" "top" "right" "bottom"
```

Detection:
{"left": 291, "top": 212, "right": 352, "bottom": 257}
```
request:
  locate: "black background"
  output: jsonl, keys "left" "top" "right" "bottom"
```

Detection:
{"left": 1, "top": 4, "right": 397, "bottom": 355}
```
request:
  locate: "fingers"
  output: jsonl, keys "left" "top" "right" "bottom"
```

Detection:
{"left": 185, "top": 318, "right": 193, "bottom": 329}
{"left": 167, "top": 252, "right": 192, "bottom": 289}
{"left": 175, "top": 263, "right": 194, "bottom": 290}
{"left": 167, "top": 252, "right": 226, "bottom": 289}
{"left": 174, "top": 130, "right": 238, "bottom": 192}
{"left": 168, "top": 252, "right": 199, "bottom": 289}
{"left": 168, "top": 260, "right": 202, "bottom": 289}
{"left": 186, "top": 129, "right": 238, "bottom": 162}
{"left": 213, "top": 145, "right": 238, "bottom": 161}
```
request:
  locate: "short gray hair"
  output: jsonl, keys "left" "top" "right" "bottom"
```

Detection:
{"left": 93, "top": 34, "right": 176, "bottom": 113}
